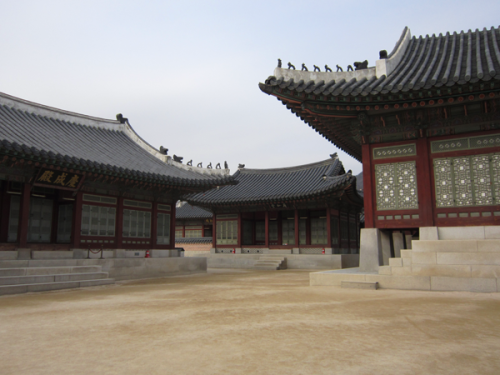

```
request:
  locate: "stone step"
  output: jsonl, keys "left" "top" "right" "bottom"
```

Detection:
{"left": 0, "top": 259, "right": 102, "bottom": 268}
{"left": 380, "top": 264, "right": 500, "bottom": 278}
{"left": 0, "top": 272, "right": 108, "bottom": 286}
{"left": 254, "top": 265, "right": 280, "bottom": 270}
{"left": 412, "top": 251, "right": 500, "bottom": 266}
{"left": 256, "top": 259, "right": 281, "bottom": 265}
{"left": 389, "top": 258, "right": 403, "bottom": 267}
{"left": 0, "top": 266, "right": 102, "bottom": 277}
{"left": 0, "top": 278, "right": 115, "bottom": 295}
{"left": 341, "top": 281, "right": 378, "bottom": 290}
{"left": 412, "top": 240, "right": 500, "bottom": 253}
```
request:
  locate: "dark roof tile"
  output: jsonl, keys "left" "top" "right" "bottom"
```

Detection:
{"left": 0, "top": 92, "right": 235, "bottom": 188}
{"left": 187, "top": 157, "right": 363, "bottom": 206}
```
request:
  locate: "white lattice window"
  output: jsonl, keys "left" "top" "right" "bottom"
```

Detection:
{"left": 375, "top": 161, "right": 418, "bottom": 211}
{"left": 157, "top": 213, "right": 171, "bottom": 244}
{"left": 216, "top": 220, "right": 237, "bottom": 245}
{"left": 434, "top": 153, "right": 500, "bottom": 207}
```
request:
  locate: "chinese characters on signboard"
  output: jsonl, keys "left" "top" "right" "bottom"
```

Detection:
{"left": 34, "top": 169, "right": 83, "bottom": 190}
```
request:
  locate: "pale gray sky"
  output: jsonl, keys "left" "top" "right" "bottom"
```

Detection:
{"left": 1, "top": 1, "right": 499, "bottom": 174}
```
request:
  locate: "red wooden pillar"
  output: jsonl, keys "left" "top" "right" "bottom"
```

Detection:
{"left": 182, "top": 223, "right": 185, "bottom": 238}
{"left": 277, "top": 211, "right": 282, "bottom": 245}
{"left": 417, "top": 137, "right": 434, "bottom": 226}
{"left": 169, "top": 203, "right": 176, "bottom": 249}
{"left": 71, "top": 191, "right": 83, "bottom": 248}
{"left": 346, "top": 207, "right": 351, "bottom": 251}
{"left": 326, "top": 207, "right": 332, "bottom": 248}
{"left": 294, "top": 208, "right": 299, "bottom": 246}
{"left": 151, "top": 202, "right": 158, "bottom": 249}
{"left": 237, "top": 212, "right": 242, "bottom": 248}
{"left": 0, "top": 182, "right": 10, "bottom": 242}
{"left": 18, "top": 182, "right": 31, "bottom": 247}
{"left": 212, "top": 212, "right": 217, "bottom": 249}
{"left": 362, "top": 143, "right": 374, "bottom": 228}
{"left": 115, "top": 197, "right": 124, "bottom": 248}
{"left": 264, "top": 211, "right": 269, "bottom": 248}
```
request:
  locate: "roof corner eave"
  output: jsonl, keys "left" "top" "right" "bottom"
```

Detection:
{"left": 259, "top": 82, "right": 274, "bottom": 95}
{"left": 375, "top": 27, "right": 412, "bottom": 78}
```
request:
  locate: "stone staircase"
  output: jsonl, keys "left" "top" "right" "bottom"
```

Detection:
{"left": 254, "top": 256, "right": 286, "bottom": 270}
{"left": 0, "top": 261, "right": 115, "bottom": 295}
{"left": 376, "top": 238, "right": 500, "bottom": 292}
{"left": 311, "top": 226, "right": 500, "bottom": 292}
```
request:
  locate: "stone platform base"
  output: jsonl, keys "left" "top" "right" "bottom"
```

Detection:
{"left": 0, "top": 250, "right": 207, "bottom": 282}
{"left": 187, "top": 253, "right": 359, "bottom": 270}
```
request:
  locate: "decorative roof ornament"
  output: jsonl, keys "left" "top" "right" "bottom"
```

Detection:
{"left": 173, "top": 155, "right": 183, "bottom": 163}
{"left": 224, "top": 161, "right": 228, "bottom": 169}
{"left": 379, "top": 50, "right": 388, "bottom": 59}
{"left": 277, "top": 59, "right": 282, "bottom": 68}
{"left": 313, "top": 65, "right": 320, "bottom": 72}
{"left": 215, "top": 163, "right": 221, "bottom": 169}
{"left": 187, "top": 160, "right": 193, "bottom": 166}
{"left": 238, "top": 163, "right": 245, "bottom": 169}
{"left": 347, "top": 65, "right": 354, "bottom": 71}
{"left": 288, "top": 62, "right": 295, "bottom": 70}
{"left": 301, "top": 63, "right": 308, "bottom": 71}
{"left": 197, "top": 162, "right": 203, "bottom": 168}
{"left": 207, "top": 162, "right": 213, "bottom": 169}
{"left": 159, "top": 146, "right": 168, "bottom": 155}
{"left": 325, "top": 65, "right": 332, "bottom": 72}
{"left": 330, "top": 152, "right": 338, "bottom": 158}
{"left": 336, "top": 65, "right": 343, "bottom": 72}
{"left": 354, "top": 60, "right": 368, "bottom": 70}
{"left": 116, "top": 113, "right": 128, "bottom": 124}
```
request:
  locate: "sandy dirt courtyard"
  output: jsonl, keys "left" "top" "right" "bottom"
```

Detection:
{"left": 1, "top": 269, "right": 500, "bottom": 375}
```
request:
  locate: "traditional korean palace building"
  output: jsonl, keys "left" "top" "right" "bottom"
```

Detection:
{"left": 175, "top": 202, "right": 213, "bottom": 253}
{"left": 260, "top": 26, "right": 500, "bottom": 291}
{"left": 0, "top": 91, "right": 234, "bottom": 256}
{"left": 187, "top": 156, "right": 363, "bottom": 260}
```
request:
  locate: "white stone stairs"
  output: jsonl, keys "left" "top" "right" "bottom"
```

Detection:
{"left": 0, "top": 261, "right": 115, "bottom": 295}
{"left": 376, "top": 238, "right": 500, "bottom": 292}
{"left": 254, "top": 256, "right": 287, "bottom": 270}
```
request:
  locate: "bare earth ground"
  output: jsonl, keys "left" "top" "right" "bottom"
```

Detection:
{"left": 2, "top": 269, "right": 500, "bottom": 375}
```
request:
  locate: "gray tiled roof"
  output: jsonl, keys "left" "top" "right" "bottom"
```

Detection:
{"left": 187, "top": 157, "right": 362, "bottom": 206}
{"left": 176, "top": 203, "right": 212, "bottom": 219}
{"left": 261, "top": 26, "right": 500, "bottom": 97}
{"left": 0, "top": 92, "right": 234, "bottom": 187}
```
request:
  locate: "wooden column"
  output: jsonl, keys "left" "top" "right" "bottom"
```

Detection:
{"left": 362, "top": 143, "right": 374, "bottom": 228}
{"left": 115, "top": 197, "right": 124, "bottom": 248}
{"left": 18, "top": 182, "right": 31, "bottom": 247}
{"left": 0, "top": 182, "right": 10, "bottom": 242}
{"left": 151, "top": 202, "right": 158, "bottom": 249}
{"left": 294, "top": 208, "right": 299, "bottom": 247}
{"left": 71, "top": 191, "right": 83, "bottom": 248}
{"left": 264, "top": 211, "right": 269, "bottom": 248}
{"left": 417, "top": 137, "right": 434, "bottom": 227}
{"left": 277, "top": 212, "right": 282, "bottom": 245}
{"left": 212, "top": 212, "right": 217, "bottom": 249}
{"left": 326, "top": 207, "right": 332, "bottom": 248}
{"left": 237, "top": 212, "right": 242, "bottom": 248}
{"left": 169, "top": 203, "right": 176, "bottom": 249}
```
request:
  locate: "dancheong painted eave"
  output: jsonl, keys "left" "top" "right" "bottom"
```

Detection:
{"left": 259, "top": 26, "right": 500, "bottom": 161}
{"left": 0, "top": 92, "right": 236, "bottom": 189}
{"left": 186, "top": 156, "right": 363, "bottom": 207}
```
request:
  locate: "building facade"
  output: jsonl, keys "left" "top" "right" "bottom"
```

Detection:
{"left": 0, "top": 92, "right": 234, "bottom": 254}
{"left": 187, "top": 156, "right": 363, "bottom": 255}
{"left": 259, "top": 26, "right": 500, "bottom": 232}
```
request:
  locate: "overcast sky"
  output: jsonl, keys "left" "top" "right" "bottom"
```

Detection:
{"left": 1, "top": 1, "right": 499, "bottom": 174}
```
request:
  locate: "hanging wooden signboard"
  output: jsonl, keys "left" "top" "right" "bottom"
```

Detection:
{"left": 33, "top": 168, "right": 85, "bottom": 191}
